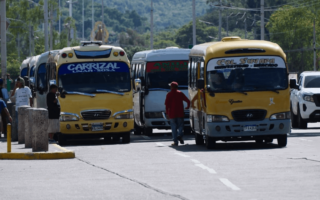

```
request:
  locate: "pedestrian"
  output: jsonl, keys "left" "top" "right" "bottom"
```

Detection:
{"left": 165, "top": 81, "right": 190, "bottom": 146}
{"left": 0, "top": 79, "right": 10, "bottom": 137}
{"left": 6, "top": 74, "right": 13, "bottom": 94}
{"left": 10, "top": 77, "right": 33, "bottom": 129}
{"left": 46, "top": 84, "right": 60, "bottom": 142}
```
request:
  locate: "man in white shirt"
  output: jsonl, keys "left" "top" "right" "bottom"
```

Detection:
{"left": 11, "top": 78, "right": 33, "bottom": 130}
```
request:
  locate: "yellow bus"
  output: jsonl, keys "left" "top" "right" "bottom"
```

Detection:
{"left": 49, "top": 41, "right": 133, "bottom": 144}
{"left": 189, "top": 37, "right": 291, "bottom": 149}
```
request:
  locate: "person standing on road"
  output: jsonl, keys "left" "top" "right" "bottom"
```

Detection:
{"left": 0, "top": 79, "right": 10, "bottom": 137}
{"left": 10, "top": 77, "right": 33, "bottom": 130}
{"left": 165, "top": 81, "right": 190, "bottom": 146}
{"left": 46, "top": 84, "right": 60, "bottom": 142}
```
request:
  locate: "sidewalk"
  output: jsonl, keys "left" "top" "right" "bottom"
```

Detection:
{"left": 0, "top": 135, "right": 75, "bottom": 159}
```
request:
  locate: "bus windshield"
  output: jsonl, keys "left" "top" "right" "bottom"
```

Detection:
{"left": 146, "top": 61, "right": 188, "bottom": 89}
{"left": 58, "top": 61, "right": 131, "bottom": 93}
{"left": 206, "top": 56, "right": 288, "bottom": 92}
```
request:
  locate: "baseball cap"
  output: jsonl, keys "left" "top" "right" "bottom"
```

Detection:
{"left": 168, "top": 81, "right": 178, "bottom": 86}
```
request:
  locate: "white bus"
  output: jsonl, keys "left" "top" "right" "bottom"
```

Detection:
{"left": 132, "top": 47, "right": 191, "bottom": 135}
{"left": 20, "top": 57, "right": 32, "bottom": 79}
{"left": 33, "top": 50, "right": 60, "bottom": 108}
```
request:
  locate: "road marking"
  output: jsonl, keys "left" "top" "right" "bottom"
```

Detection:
{"left": 52, "top": 144, "right": 72, "bottom": 152}
{"left": 142, "top": 136, "right": 150, "bottom": 140}
{"left": 156, "top": 143, "right": 165, "bottom": 147}
{"left": 195, "top": 163, "right": 216, "bottom": 174}
{"left": 300, "top": 138, "right": 312, "bottom": 142}
{"left": 219, "top": 178, "right": 241, "bottom": 191}
{"left": 174, "top": 152, "right": 190, "bottom": 158}
{"left": 191, "top": 159, "right": 201, "bottom": 164}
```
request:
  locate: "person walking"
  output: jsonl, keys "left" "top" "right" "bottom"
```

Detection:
{"left": 46, "top": 84, "right": 60, "bottom": 142}
{"left": 0, "top": 99, "right": 13, "bottom": 138}
{"left": 165, "top": 81, "right": 190, "bottom": 146}
{"left": 0, "top": 79, "right": 10, "bottom": 137}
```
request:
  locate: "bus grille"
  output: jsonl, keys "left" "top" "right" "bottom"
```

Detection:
{"left": 232, "top": 109, "right": 267, "bottom": 122}
{"left": 81, "top": 110, "right": 111, "bottom": 120}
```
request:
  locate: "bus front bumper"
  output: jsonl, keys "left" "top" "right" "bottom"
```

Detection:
{"left": 205, "top": 119, "right": 290, "bottom": 138}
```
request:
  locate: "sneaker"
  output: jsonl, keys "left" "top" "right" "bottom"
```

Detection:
{"left": 177, "top": 136, "right": 184, "bottom": 144}
{"left": 171, "top": 143, "right": 178, "bottom": 146}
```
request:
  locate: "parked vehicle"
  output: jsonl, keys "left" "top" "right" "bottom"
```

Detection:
{"left": 290, "top": 71, "right": 320, "bottom": 129}
{"left": 132, "top": 47, "right": 191, "bottom": 135}
{"left": 189, "top": 36, "right": 291, "bottom": 149}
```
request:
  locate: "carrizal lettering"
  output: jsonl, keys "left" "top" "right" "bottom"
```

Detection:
{"left": 67, "top": 62, "right": 120, "bottom": 73}
{"left": 229, "top": 99, "right": 243, "bottom": 105}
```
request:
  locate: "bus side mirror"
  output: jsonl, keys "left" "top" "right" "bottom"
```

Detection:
{"left": 135, "top": 79, "right": 141, "bottom": 91}
{"left": 196, "top": 78, "right": 205, "bottom": 89}
{"left": 290, "top": 79, "right": 298, "bottom": 89}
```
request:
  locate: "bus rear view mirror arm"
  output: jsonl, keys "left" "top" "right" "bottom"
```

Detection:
{"left": 197, "top": 78, "right": 205, "bottom": 90}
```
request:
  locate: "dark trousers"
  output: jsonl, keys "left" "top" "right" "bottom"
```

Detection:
{"left": 1, "top": 110, "right": 7, "bottom": 135}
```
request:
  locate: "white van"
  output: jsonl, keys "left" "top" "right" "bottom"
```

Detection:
{"left": 132, "top": 47, "right": 191, "bottom": 135}
{"left": 33, "top": 50, "right": 60, "bottom": 108}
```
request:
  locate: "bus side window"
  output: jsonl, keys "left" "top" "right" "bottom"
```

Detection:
{"left": 131, "top": 64, "right": 135, "bottom": 79}
{"left": 200, "top": 62, "right": 204, "bottom": 79}
{"left": 192, "top": 59, "right": 197, "bottom": 89}
{"left": 141, "top": 64, "right": 145, "bottom": 78}
{"left": 188, "top": 59, "right": 192, "bottom": 87}
{"left": 196, "top": 61, "right": 200, "bottom": 82}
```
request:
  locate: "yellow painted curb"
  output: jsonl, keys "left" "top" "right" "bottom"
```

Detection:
{"left": 0, "top": 151, "right": 75, "bottom": 160}
{"left": 0, "top": 144, "right": 75, "bottom": 160}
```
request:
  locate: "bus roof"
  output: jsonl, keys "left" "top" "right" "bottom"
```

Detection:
{"left": 29, "top": 55, "right": 40, "bottom": 69}
{"left": 132, "top": 47, "right": 190, "bottom": 62}
{"left": 35, "top": 50, "right": 60, "bottom": 68}
{"left": 190, "top": 37, "right": 286, "bottom": 60}
{"left": 55, "top": 45, "right": 129, "bottom": 66}
{"left": 20, "top": 57, "right": 33, "bottom": 70}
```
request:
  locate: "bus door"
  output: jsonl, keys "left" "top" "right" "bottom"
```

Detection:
{"left": 133, "top": 63, "right": 144, "bottom": 126}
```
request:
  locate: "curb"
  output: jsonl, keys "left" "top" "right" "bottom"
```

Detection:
{"left": 0, "top": 144, "right": 75, "bottom": 160}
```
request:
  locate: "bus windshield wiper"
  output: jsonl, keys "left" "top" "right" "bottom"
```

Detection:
{"left": 96, "top": 90, "right": 124, "bottom": 96}
{"left": 148, "top": 88, "right": 171, "bottom": 91}
{"left": 65, "top": 91, "right": 96, "bottom": 97}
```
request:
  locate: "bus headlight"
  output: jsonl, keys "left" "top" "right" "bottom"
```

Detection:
{"left": 303, "top": 94, "right": 314, "bottom": 102}
{"left": 207, "top": 115, "right": 229, "bottom": 122}
{"left": 60, "top": 114, "right": 79, "bottom": 121}
{"left": 115, "top": 112, "right": 134, "bottom": 119}
{"left": 270, "top": 112, "right": 290, "bottom": 120}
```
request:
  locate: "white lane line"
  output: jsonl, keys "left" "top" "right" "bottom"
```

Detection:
{"left": 300, "top": 138, "right": 312, "bottom": 142}
{"left": 219, "top": 178, "right": 241, "bottom": 191}
{"left": 174, "top": 152, "right": 190, "bottom": 158}
{"left": 156, "top": 143, "right": 165, "bottom": 147}
{"left": 141, "top": 136, "right": 150, "bottom": 140}
{"left": 191, "top": 159, "right": 201, "bottom": 164}
{"left": 195, "top": 163, "right": 217, "bottom": 174}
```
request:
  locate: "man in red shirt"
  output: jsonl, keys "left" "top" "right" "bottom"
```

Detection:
{"left": 165, "top": 81, "right": 190, "bottom": 146}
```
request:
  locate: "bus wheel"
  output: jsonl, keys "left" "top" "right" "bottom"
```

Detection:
{"left": 195, "top": 133, "right": 204, "bottom": 145}
{"left": 122, "top": 133, "right": 131, "bottom": 144}
{"left": 205, "top": 136, "right": 216, "bottom": 149}
{"left": 297, "top": 105, "right": 308, "bottom": 129}
{"left": 291, "top": 104, "right": 299, "bottom": 128}
{"left": 58, "top": 134, "right": 67, "bottom": 146}
{"left": 143, "top": 128, "right": 153, "bottom": 136}
{"left": 277, "top": 135, "right": 287, "bottom": 147}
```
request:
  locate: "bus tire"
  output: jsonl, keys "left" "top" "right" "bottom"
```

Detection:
{"left": 205, "top": 136, "right": 216, "bottom": 149}
{"left": 58, "top": 134, "right": 67, "bottom": 146}
{"left": 122, "top": 133, "right": 130, "bottom": 144}
{"left": 195, "top": 133, "right": 204, "bottom": 145}
{"left": 291, "top": 104, "right": 299, "bottom": 128}
{"left": 277, "top": 135, "right": 287, "bottom": 147}
{"left": 144, "top": 128, "right": 153, "bottom": 136}
{"left": 297, "top": 105, "right": 308, "bottom": 129}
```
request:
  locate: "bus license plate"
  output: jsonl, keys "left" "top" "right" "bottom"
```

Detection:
{"left": 92, "top": 123, "right": 104, "bottom": 131}
{"left": 243, "top": 125, "right": 257, "bottom": 131}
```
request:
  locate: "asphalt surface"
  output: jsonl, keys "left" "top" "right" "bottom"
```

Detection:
{"left": 1, "top": 124, "right": 320, "bottom": 200}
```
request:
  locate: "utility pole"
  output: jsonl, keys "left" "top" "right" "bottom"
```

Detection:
{"left": 102, "top": 0, "right": 104, "bottom": 44}
{"left": 31, "top": 26, "right": 35, "bottom": 55}
{"left": 82, "top": 0, "right": 84, "bottom": 40}
{"left": 218, "top": 0, "right": 222, "bottom": 40}
{"left": 150, "top": 0, "right": 154, "bottom": 49}
{"left": 29, "top": 24, "right": 32, "bottom": 56}
{"left": 68, "top": 0, "right": 74, "bottom": 40}
{"left": 92, "top": 0, "right": 94, "bottom": 40}
{"left": 260, "top": 0, "right": 264, "bottom": 40}
{"left": 314, "top": 19, "right": 316, "bottom": 71}
{"left": 192, "top": 0, "right": 196, "bottom": 46}
{"left": 59, "top": 0, "right": 61, "bottom": 35}
{"left": 44, "top": 0, "right": 49, "bottom": 51}
{"left": 18, "top": 33, "right": 20, "bottom": 62}
{"left": 50, "top": 6, "right": 53, "bottom": 50}
{"left": 244, "top": 18, "right": 247, "bottom": 39}
{"left": 1, "top": 0, "right": 7, "bottom": 83}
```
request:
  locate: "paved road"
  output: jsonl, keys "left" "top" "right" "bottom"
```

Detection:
{"left": 1, "top": 124, "right": 320, "bottom": 200}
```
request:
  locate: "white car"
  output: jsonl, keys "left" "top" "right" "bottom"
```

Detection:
{"left": 290, "top": 71, "right": 320, "bottom": 129}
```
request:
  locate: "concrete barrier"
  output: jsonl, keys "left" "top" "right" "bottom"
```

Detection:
{"left": 11, "top": 105, "right": 18, "bottom": 141}
{"left": 25, "top": 108, "right": 36, "bottom": 148}
{"left": 32, "top": 108, "right": 49, "bottom": 152}
{"left": 18, "top": 105, "right": 30, "bottom": 144}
